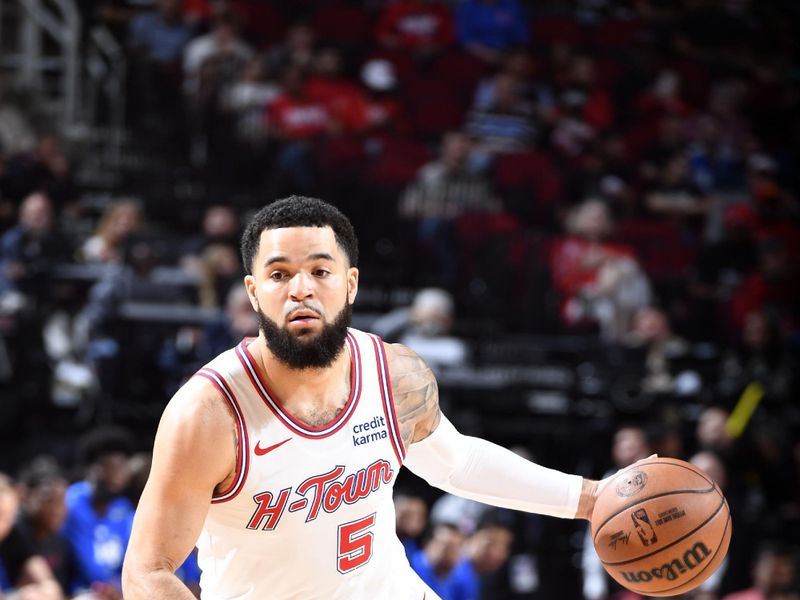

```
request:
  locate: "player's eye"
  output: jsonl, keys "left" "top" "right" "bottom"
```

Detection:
{"left": 269, "top": 271, "right": 286, "bottom": 281}
{"left": 313, "top": 269, "right": 330, "bottom": 277}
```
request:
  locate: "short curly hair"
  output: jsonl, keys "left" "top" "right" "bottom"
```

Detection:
{"left": 240, "top": 196, "right": 359, "bottom": 274}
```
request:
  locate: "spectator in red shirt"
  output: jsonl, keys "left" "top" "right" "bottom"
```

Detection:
{"left": 729, "top": 237, "right": 800, "bottom": 334}
{"left": 266, "top": 64, "right": 337, "bottom": 194}
{"left": 550, "top": 198, "right": 652, "bottom": 341}
{"left": 267, "top": 64, "right": 336, "bottom": 141}
{"left": 375, "top": 0, "right": 455, "bottom": 60}
{"left": 305, "top": 47, "right": 370, "bottom": 134}
{"left": 635, "top": 69, "right": 692, "bottom": 120}
{"left": 561, "top": 55, "right": 614, "bottom": 133}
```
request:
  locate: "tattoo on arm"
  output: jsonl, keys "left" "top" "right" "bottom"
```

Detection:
{"left": 388, "top": 344, "right": 441, "bottom": 446}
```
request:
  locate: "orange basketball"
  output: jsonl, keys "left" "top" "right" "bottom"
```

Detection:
{"left": 590, "top": 457, "right": 732, "bottom": 597}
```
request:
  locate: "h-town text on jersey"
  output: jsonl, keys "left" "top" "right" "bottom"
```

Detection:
{"left": 246, "top": 459, "right": 394, "bottom": 530}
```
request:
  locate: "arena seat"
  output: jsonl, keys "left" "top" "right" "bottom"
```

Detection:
{"left": 363, "top": 138, "right": 431, "bottom": 188}
{"left": 530, "top": 16, "right": 584, "bottom": 47}
{"left": 616, "top": 219, "right": 698, "bottom": 280}
{"left": 431, "top": 50, "right": 488, "bottom": 97}
{"left": 492, "top": 151, "right": 564, "bottom": 206}
{"left": 312, "top": 3, "right": 372, "bottom": 46}
{"left": 591, "top": 19, "right": 645, "bottom": 48}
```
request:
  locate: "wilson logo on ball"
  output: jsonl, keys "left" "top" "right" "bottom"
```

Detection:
{"left": 620, "top": 541, "right": 712, "bottom": 584}
{"left": 615, "top": 470, "right": 647, "bottom": 497}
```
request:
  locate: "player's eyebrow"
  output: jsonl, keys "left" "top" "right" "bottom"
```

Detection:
{"left": 264, "top": 255, "right": 289, "bottom": 268}
{"left": 307, "top": 252, "right": 335, "bottom": 263}
{"left": 263, "top": 253, "right": 335, "bottom": 268}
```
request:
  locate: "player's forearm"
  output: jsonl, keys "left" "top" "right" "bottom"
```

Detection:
{"left": 404, "top": 416, "right": 583, "bottom": 518}
{"left": 122, "top": 567, "right": 197, "bottom": 600}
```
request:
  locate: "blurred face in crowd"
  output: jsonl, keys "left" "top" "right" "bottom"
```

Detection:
{"left": 754, "top": 551, "right": 796, "bottom": 594}
{"left": 105, "top": 202, "right": 141, "bottom": 243}
{"left": 394, "top": 494, "right": 427, "bottom": 539}
{"left": 425, "top": 524, "right": 465, "bottom": 575}
{"left": 503, "top": 50, "right": 533, "bottom": 79}
{"left": 92, "top": 452, "right": 132, "bottom": 499}
{"left": 468, "top": 525, "right": 513, "bottom": 575}
{"left": 689, "top": 451, "right": 727, "bottom": 490}
{"left": 663, "top": 154, "right": 690, "bottom": 185}
{"left": 20, "top": 192, "right": 53, "bottom": 235}
{"left": 759, "top": 242, "right": 789, "bottom": 280}
{"left": 226, "top": 286, "right": 259, "bottom": 338}
{"left": 314, "top": 48, "right": 343, "bottom": 78}
{"left": 612, "top": 426, "right": 651, "bottom": 468}
{"left": 245, "top": 225, "right": 358, "bottom": 369}
{"left": 204, "top": 206, "right": 239, "bottom": 239}
{"left": 411, "top": 289, "right": 455, "bottom": 337}
{"left": 571, "top": 199, "right": 612, "bottom": 241}
{"left": 632, "top": 307, "right": 670, "bottom": 344}
{"left": 286, "top": 23, "right": 315, "bottom": 52}
{"left": 570, "top": 56, "right": 596, "bottom": 87}
{"left": 157, "top": 0, "right": 181, "bottom": 21}
{"left": 25, "top": 478, "right": 68, "bottom": 534}
{"left": 204, "top": 244, "right": 241, "bottom": 279}
{"left": 441, "top": 132, "right": 471, "bottom": 171}
{"left": 492, "top": 73, "right": 519, "bottom": 111}
{"left": 697, "top": 407, "right": 733, "bottom": 452}
{"left": 743, "top": 311, "right": 770, "bottom": 351}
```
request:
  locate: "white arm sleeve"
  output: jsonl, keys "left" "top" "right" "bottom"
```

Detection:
{"left": 403, "top": 415, "right": 583, "bottom": 519}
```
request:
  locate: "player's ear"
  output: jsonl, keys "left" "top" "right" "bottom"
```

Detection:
{"left": 244, "top": 275, "right": 258, "bottom": 311}
{"left": 347, "top": 267, "right": 359, "bottom": 305}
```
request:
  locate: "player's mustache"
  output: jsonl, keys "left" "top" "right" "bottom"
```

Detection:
{"left": 284, "top": 303, "right": 323, "bottom": 318}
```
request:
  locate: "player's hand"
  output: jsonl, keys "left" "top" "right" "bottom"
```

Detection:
{"left": 581, "top": 454, "right": 658, "bottom": 521}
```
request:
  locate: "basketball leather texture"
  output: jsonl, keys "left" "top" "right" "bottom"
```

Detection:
{"left": 591, "top": 457, "right": 732, "bottom": 597}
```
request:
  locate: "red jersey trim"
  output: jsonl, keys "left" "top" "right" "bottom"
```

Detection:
{"left": 195, "top": 368, "right": 250, "bottom": 503}
{"left": 235, "top": 332, "right": 362, "bottom": 439}
{"left": 368, "top": 334, "right": 406, "bottom": 465}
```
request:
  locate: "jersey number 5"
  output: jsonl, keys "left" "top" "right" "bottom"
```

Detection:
{"left": 337, "top": 513, "right": 376, "bottom": 573}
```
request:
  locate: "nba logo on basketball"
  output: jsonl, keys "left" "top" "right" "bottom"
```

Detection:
{"left": 631, "top": 508, "right": 658, "bottom": 546}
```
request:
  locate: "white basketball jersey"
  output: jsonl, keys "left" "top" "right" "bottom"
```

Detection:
{"left": 194, "top": 328, "right": 435, "bottom": 600}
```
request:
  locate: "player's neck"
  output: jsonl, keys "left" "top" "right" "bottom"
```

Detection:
{"left": 253, "top": 335, "right": 352, "bottom": 407}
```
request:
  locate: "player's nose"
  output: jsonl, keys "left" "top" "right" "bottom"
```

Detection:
{"left": 288, "top": 271, "right": 313, "bottom": 300}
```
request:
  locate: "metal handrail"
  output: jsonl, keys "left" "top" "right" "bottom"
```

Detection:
{"left": 15, "top": 0, "right": 81, "bottom": 126}
{"left": 85, "top": 24, "right": 126, "bottom": 164}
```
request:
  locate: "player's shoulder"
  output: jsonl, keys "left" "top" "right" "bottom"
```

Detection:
{"left": 380, "top": 342, "right": 436, "bottom": 395}
{"left": 381, "top": 342, "right": 430, "bottom": 374}
{"left": 160, "top": 371, "right": 235, "bottom": 436}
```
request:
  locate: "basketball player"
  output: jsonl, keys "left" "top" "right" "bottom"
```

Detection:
{"left": 122, "top": 196, "right": 609, "bottom": 599}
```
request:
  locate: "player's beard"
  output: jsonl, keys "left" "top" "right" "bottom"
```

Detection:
{"left": 256, "top": 301, "right": 352, "bottom": 370}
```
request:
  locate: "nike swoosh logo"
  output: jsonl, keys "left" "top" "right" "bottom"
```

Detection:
{"left": 254, "top": 438, "right": 292, "bottom": 456}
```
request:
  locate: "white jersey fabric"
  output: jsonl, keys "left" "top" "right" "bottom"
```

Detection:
{"left": 194, "top": 328, "right": 436, "bottom": 600}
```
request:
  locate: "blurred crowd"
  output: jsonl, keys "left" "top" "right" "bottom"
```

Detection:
{"left": 1, "top": 0, "right": 799, "bottom": 598}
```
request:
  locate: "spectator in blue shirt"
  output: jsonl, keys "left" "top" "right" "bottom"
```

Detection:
{"left": 62, "top": 427, "right": 136, "bottom": 594}
{"left": 410, "top": 522, "right": 476, "bottom": 600}
{"left": 453, "top": 510, "right": 515, "bottom": 599}
{"left": 128, "top": 0, "right": 192, "bottom": 66}
{"left": 127, "top": 0, "right": 193, "bottom": 133}
{"left": 456, "top": 0, "right": 530, "bottom": 65}
{"left": 394, "top": 491, "right": 429, "bottom": 560}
